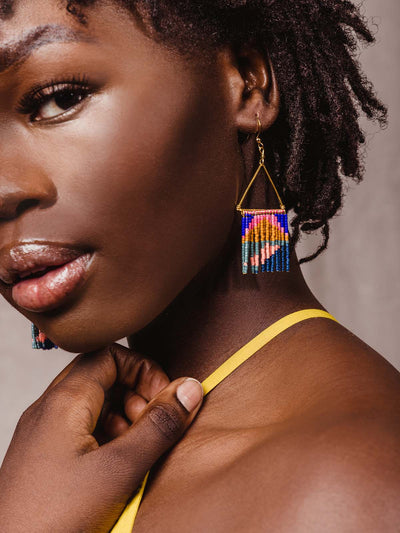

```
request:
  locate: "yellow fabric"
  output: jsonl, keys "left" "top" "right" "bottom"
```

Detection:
{"left": 110, "top": 308, "right": 338, "bottom": 532}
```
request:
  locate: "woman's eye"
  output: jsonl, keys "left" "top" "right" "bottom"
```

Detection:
{"left": 16, "top": 78, "right": 93, "bottom": 123}
{"left": 33, "top": 88, "right": 89, "bottom": 121}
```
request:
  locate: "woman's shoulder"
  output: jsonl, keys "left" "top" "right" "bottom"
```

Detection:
{"left": 274, "top": 314, "right": 400, "bottom": 460}
{"left": 208, "top": 341, "right": 400, "bottom": 531}
{"left": 278, "top": 312, "right": 400, "bottom": 408}
{"left": 224, "top": 317, "right": 400, "bottom": 530}
{"left": 217, "top": 405, "right": 400, "bottom": 531}
{"left": 178, "top": 402, "right": 400, "bottom": 532}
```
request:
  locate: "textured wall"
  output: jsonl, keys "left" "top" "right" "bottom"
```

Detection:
{"left": 0, "top": 0, "right": 398, "bottom": 461}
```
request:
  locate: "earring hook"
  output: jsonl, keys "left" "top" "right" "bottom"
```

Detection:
{"left": 255, "top": 114, "right": 265, "bottom": 165}
{"left": 256, "top": 112, "right": 262, "bottom": 136}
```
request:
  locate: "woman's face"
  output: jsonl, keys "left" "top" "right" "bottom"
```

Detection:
{"left": 0, "top": 1, "right": 243, "bottom": 352}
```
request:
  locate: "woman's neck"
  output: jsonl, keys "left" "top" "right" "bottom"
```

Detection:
{"left": 128, "top": 220, "right": 321, "bottom": 383}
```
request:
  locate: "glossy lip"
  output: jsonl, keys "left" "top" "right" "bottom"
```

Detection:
{"left": 0, "top": 242, "right": 94, "bottom": 312}
{"left": 0, "top": 242, "right": 88, "bottom": 285}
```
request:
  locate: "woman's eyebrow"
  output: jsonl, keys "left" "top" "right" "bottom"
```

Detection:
{"left": 0, "top": 23, "right": 95, "bottom": 74}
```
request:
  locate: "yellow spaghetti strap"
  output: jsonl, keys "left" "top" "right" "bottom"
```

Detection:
{"left": 202, "top": 309, "right": 337, "bottom": 394}
{"left": 110, "top": 308, "right": 338, "bottom": 532}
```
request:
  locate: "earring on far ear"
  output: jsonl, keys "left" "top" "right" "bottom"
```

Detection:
{"left": 31, "top": 323, "right": 58, "bottom": 350}
{"left": 236, "top": 113, "right": 290, "bottom": 274}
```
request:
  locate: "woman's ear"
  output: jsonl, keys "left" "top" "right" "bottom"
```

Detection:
{"left": 218, "top": 43, "right": 280, "bottom": 134}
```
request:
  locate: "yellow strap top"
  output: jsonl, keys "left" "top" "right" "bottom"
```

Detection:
{"left": 110, "top": 308, "right": 338, "bottom": 532}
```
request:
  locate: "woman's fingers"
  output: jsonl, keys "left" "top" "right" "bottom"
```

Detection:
{"left": 96, "top": 383, "right": 165, "bottom": 442}
{"left": 94, "top": 390, "right": 159, "bottom": 443}
{"left": 101, "top": 412, "right": 130, "bottom": 440}
{"left": 69, "top": 343, "right": 170, "bottom": 397}
{"left": 44, "top": 342, "right": 169, "bottom": 397}
{"left": 41, "top": 343, "right": 170, "bottom": 436}
{"left": 124, "top": 391, "right": 148, "bottom": 422}
{"left": 83, "top": 376, "right": 204, "bottom": 496}
{"left": 97, "top": 390, "right": 156, "bottom": 441}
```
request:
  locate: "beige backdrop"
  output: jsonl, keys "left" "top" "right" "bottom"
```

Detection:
{"left": 1, "top": 0, "right": 399, "bottom": 461}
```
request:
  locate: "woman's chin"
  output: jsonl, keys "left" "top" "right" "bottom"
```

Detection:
{"left": 47, "top": 335, "right": 120, "bottom": 355}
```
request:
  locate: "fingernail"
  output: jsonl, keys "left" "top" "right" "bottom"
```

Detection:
{"left": 177, "top": 378, "right": 204, "bottom": 412}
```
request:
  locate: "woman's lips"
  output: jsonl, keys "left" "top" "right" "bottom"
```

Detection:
{"left": 11, "top": 253, "right": 93, "bottom": 312}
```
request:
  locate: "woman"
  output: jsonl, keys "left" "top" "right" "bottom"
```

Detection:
{"left": 0, "top": 0, "right": 399, "bottom": 531}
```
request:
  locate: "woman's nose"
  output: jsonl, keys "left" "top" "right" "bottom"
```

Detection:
{"left": 0, "top": 172, "right": 57, "bottom": 220}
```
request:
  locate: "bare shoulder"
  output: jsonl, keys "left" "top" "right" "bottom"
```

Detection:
{"left": 203, "top": 317, "right": 400, "bottom": 531}
{"left": 280, "top": 315, "right": 400, "bottom": 414}
{"left": 207, "top": 408, "right": 400, "bottom": 532}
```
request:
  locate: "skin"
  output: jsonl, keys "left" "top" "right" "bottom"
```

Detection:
{"left": 0, "top": 0, "right": 399, "bottom": 531}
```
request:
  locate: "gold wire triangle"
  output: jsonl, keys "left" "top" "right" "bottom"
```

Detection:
{"left": 236, "top": 161, "right": 285, "bottom": 213}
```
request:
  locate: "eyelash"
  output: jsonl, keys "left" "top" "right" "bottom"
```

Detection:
{"left": 16, "top": 73, "right": 93, "bottom": 122}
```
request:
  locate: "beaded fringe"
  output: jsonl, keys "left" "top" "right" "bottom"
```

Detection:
{"left": 31, "top": 323, "right": 58, "bottom": 350}
{"left": 241, "top": 209, "right": 290, "bottom": 274}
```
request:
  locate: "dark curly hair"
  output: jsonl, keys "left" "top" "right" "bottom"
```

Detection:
{"left": 0, "top": 0, "right": 387, "bottom": 263}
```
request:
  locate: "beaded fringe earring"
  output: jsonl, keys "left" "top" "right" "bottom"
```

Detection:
{"left": 31, "top": 323, "right": 58, "bottom": 350}
{"left": 236, "top": 114, "right": 290, "bottom": 274}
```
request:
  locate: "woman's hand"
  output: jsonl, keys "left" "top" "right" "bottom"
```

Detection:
{"left": 0, "top": 343, "right": 204, "bottom": 532}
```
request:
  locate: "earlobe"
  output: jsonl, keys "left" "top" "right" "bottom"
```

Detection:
{"left": 232, "top": 44, "right": 280, "bottom": 134}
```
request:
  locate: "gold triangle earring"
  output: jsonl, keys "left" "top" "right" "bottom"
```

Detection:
{"left": 236, "top": 114, "right": 290, "bottom": 274}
